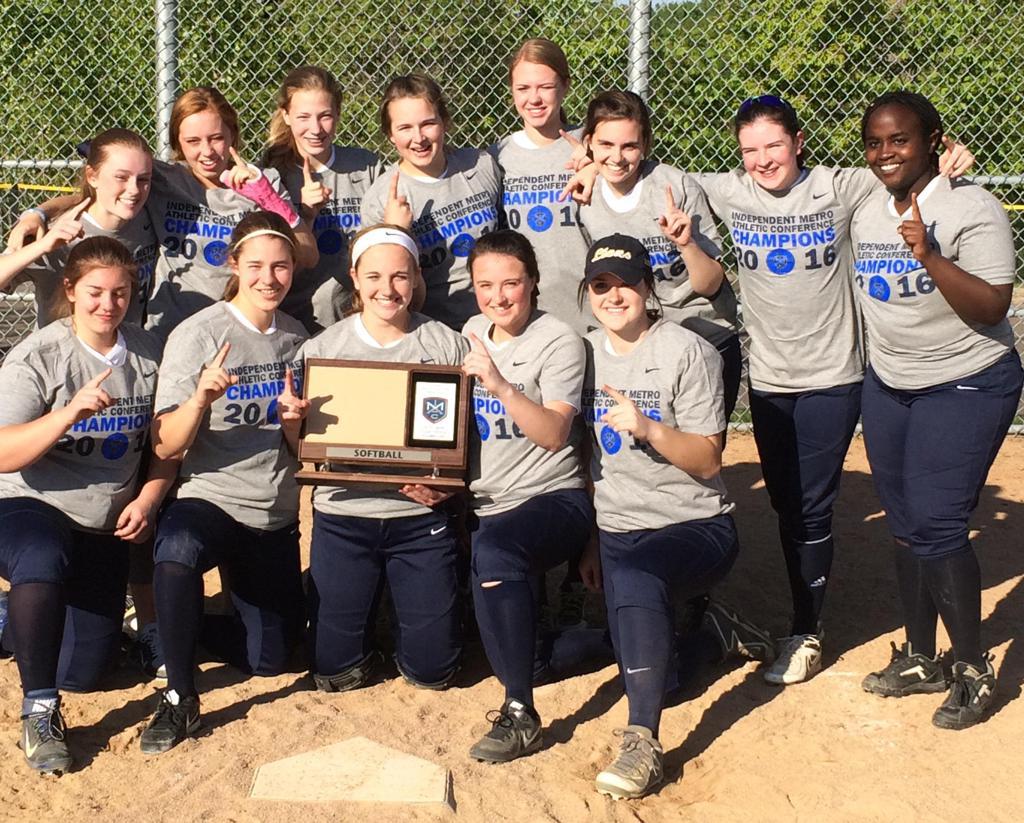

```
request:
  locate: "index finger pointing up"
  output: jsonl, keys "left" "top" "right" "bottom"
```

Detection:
{"left": 69, "top": 196, "right": 93, "bottom": 218}
{"left": 664, "top": 184, "right": 677, "bottom": 213}
{"left": 602, "top": 384, "right": 629, "bottom": 404}
{"left": 88, "top": 367, "right": 113, "bottom": 388}
{"left": 302, "top": 154, "right": 314, "bottom": 186}
{"left": 210, "top": 342, "right": 231, "bottom": 369}
{"left": 389, "top": 172, "right": 401, "bottom": 202}
{"left": 911, "top": 192, "right": 923, "bottom": 224}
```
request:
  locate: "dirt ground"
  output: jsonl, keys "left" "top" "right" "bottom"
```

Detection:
{"left": 2, "top": 433, "right": 1023, "bottom": 823}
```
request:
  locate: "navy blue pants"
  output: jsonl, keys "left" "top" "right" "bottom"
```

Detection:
{"left": 309, "top": 508, "right": 460, "bottom": 688}
{"left": 471, "top": 489, "right": 593, "bottom": 703}
{"left": 600, "top": 514, "right": 738, "bottom": 733}
{"left": 154, "top": 498, "right": 304, "bottom": 693}
{"left": 0, "top": 497, "right": 128, "bottom": 693}
{"left": 862, "top": 351, "right": 1023, "bottom": 558}
{"left": 717, "top": 333, "right": 743, "bottom": 422}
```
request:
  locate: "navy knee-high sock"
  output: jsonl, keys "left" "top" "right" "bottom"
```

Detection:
{"left": 9, "top": 582, "right": 65, "bottom": 694}
{"left": 154, "top": 561, "right": 204, "bottom": 697}
{"left": 893, "top": 543, "right": 938, "bottom": 657}
{"left": 920, "top": 547, "right": 983, "bottom": 668}
{"left": 617, "top": 605, "right": 671, "bottom": 737}
{"left": 474, "top": 579, "right": 537, "bottom": 707}
{"left": 781, "top": 529, "right": 833, "bottom": 635}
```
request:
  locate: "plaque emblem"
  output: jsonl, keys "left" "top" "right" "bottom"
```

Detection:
{"left": 423, "top": 397, "right": 448, "bottom": 423}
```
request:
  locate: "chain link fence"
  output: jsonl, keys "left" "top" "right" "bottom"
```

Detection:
{"left": 2, "top": 0, "right": 1023, "bottom": 425}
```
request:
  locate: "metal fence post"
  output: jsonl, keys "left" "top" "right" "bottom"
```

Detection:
{"left": 155, "top": 0, "right": 179, "bottom": 161}
{"left": 627, "top": 0, "right": 652, "bottom": 100}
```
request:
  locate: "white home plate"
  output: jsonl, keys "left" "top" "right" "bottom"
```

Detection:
{"left": 250, "top": 736, "right": 452, "bottom": 807}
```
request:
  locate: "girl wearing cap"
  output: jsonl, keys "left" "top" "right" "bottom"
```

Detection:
{"left": 576, "top": 91, "right": 742, "bottom": 417}
{"left": 0, "top": 236, "right": 166, "bottom": 775}
{"left": 579, "top": 233, "right": 738, "bottom": 800}
{"left": 853, "top": 91, "right": 1020, "bottom": 730}
{"left": 360, "top": 74, "right": 501, "bottom": 330}
{"left": 303, "top": 223, "right": 469, "bottom": 693}
{"left": 461, "top": 230, "right": 591, "bottom": 763}
{"left": 264, "top": 65, "right": 386, "bottom": 333}
{"left": 489, "top": 38, "right": 591, "bottom": 333}
{"left": 139, "top": 211, "right": 309, "bottom": 756}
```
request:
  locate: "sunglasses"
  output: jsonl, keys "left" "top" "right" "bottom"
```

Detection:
{"left": 737, "top": 94, "right": 793, "bottom": 116}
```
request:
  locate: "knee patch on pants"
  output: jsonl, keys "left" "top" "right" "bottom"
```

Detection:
{"left": 395, "top": 652, "right": 459, "bottom": 691}
{"left": 313, "top": 650, "right": 381, "bottom": 693}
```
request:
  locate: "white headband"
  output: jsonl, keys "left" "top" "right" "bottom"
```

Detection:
{"left": 232, "top": 228, "right": 295, "bottom": 250}
{"left": 351, "top": 227, "right": 420, "bottom": 269}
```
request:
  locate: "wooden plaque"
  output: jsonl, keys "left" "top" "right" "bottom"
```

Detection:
{"left": 295, "top": 358, "right": 470, "bottom": 488}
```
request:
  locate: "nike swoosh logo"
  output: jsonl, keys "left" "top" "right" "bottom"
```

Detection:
{"left": 430, "top": 525, "right": 447, "bottom": 535}
{"left": 812, "top": 192, "right": 828, "bottom": 200}
{"left": 512, "top": 361, "right": 527, "bottom": 367}
{"left": 955, "top": 385, "right": 979, "bottom": 391}
{"left": 645, "top": 367, "right": 660, "bottom": 373}
{"left": 625, "top": 666, "right": 651, "bottom": 674}
{"left": 420, "top": 357, "right": 435, "bottom": 364}
{"left": 22, "top": 734, "right": 38, "bottom": 759}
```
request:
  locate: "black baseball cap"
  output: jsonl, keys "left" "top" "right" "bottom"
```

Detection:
{"left": 583, "top": 234, "right": 652, "bottom": 286}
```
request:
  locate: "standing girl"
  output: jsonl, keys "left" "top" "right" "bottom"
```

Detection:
{"left": 361, "top": 74, "right": 501, "bottom": 330}
{"left": 579, "top": 234, "right": 738, "bottom": 800}
{"left": 304, "top": 224, "right": 468, "bottom": 694}
{"left": 489, "top": 39, "right": 591, "bottom": 332}
{"left": 0, "top": 237, "right": 165, "bottom": 774}
{"left": 461, "top": 230, "right": 592, "bottom": 762}
{"left": 140, "top": 212, "right": 309, "bottom": 754}
{"left": 852, "top": 91, "right": 1021, "bottom": 730}
{"left": 264, "top": 65, "right": 385, "bottom": 333}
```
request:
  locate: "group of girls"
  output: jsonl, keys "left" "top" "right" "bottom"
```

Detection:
{"left": 0, "top": 35, "right": 1018, "bottom": 802}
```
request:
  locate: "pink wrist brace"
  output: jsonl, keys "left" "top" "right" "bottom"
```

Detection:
{"left": 221, "top": 168, "right": 300, "bottom": 227}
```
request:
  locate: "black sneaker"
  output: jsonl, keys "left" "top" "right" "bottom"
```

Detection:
{"left": 20, "top": 696, "right": 73, "bottom": 775}
{"left": 702, "top": 600, "right": 776, "bottom": 663}
{"left": 133, "top": 622, "right": 167, "bottom": 681}
{"left": 932, "top": 656, "right": 997, "bottom": 730}
{"left": 468, "top": 699, "right": 542, "bottom": 763}
{"left": 861, "top": 641, "right": 948, "bottom": 697}
{"left": 140, "top": 691, "right": 201, "bottom": 755}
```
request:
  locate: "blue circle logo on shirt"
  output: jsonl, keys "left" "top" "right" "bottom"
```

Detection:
{"left": 317, "top": 229, "right": 344, "bottom": 256}
{"left": 527, "top": 206, "right": 553, "bottom": 232}
{"left": 765, "top": 248, "right": 795, "bottom": 275}
{"left": 600, "top": 425, "right": 622, "bottom": 455}
{"left": 475, "top": 413, "right": 490, "bottom": 441}
{"left": 451, "top": 233, "right": 476, "bottom": 258}
{"left": 868, "top": 276, "right": 891, "bottom": 302}
{"left": 101, "top": 433, "right": 130, "bottom": 461}
{"left": 204, "top": 240, "right": 229, "bottom": 267}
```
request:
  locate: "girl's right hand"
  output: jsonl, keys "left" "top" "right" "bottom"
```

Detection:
{"left": 578, "top": 533, "right": 602, "bottom": 592}
{"left": 560, "top": 129, "right": 592, "bottom": 172}
{"left": 190, "top": 343, "right": 237, "bottom": 409}
{"left": 383, "top": 173, "right": 413, "bottom": 229}
{"left": 65, "top": 368, "right": 113, "bottom": 424}
{"left": 300, "top": 155, "right": 332, "bottom": 217}
{"left": 39, "top": 198, "right": 91, "bottom": 253}
{"left": 559, "top": 163, "right": 599, "bottom": 205}
{"left": 7, "top": 213, "right": 46, "bottom": 252}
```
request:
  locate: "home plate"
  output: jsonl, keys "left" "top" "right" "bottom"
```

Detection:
{"left": 250, "top": 736, "right": 452, "bottom": 807}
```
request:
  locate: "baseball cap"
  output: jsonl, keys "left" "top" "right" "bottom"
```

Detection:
{"left": 583, "top": 234, "right": 652, "bottom": 286}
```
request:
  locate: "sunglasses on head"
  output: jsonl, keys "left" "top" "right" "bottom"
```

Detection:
{"left": 737, "top": 94, "right": 792, "bottom": 116}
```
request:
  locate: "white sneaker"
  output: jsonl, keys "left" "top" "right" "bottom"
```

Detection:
{"left": 764, "top": 633, "right": 822, "bottom": 685}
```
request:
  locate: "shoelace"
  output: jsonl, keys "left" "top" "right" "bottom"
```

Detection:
{"left": 611, "top": 730, "right": 656, "bottom": 778}
{"left": 25, "top": 709, "right": 65, "bottom": 743}
{"left": 484, "top": 709, "right": 515, "bottom": 733}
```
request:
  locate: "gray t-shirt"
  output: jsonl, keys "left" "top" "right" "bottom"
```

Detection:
{"left": 699, "top": 165, "right": 879, "bottom": 392}
{"left": 360, "top": 148, "right": 501, "bottom": 330}
{"left": 583, "top": 319, "right": 733, "bottom": 533}
{"left": 851, "top": 174, "right": 1016, "bottom": 389}
{"left": 579, "top": 161, "right": 738, "bottom": 347}
{"left": 3, "top": 210, "right": 158, "bottom": 328}
{"left": 0, "top": 320, "right": 161, "bottom": 531}
{"left": 489, "top": 130, "right": 591, "bottom": 333}
{"left": 279, "top": 146, "right": 385, "bottom": 331}
{"left": 302, "top": 312, "right": 470, "bottom": 519}
{"left": 463, "top": 310, "right": 586, "bottom": 515}
{"left": 145, "top": 160, "right": 295, "bottom": 344}
{"left": 155, "top": 301, "right": 307, "bottom": 529}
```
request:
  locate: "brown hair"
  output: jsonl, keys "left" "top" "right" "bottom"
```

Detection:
{"left": 576, "top": 269, "right": 663, "bottom": 323}
{"left": 379, "top": 73, "right": 451, "bottom": 138}
{"left": 222, "top": 211, "right": 298, "bottom": 301}
{"left": 169, "top": 87, "right": 240, "bottom": 161}
{"left": 346, "top": 223, "right": 420, "bottom": 316}
{"left": 468, "top": 230, "right": 541, "bottom": 309}
{"left": 79, "top": 128, "right": 153, "bottom": 200}
{"left": 264, "top": 66, "right": 342, "bottom": 172}
{"left": 509, "top": 38, "right": 571, "bottom": 125}
{"left": 55, "top": 236, "right": 138, "bottom": 320}
{"left": 583, "top": 90, "right": 653, "bottom": 156}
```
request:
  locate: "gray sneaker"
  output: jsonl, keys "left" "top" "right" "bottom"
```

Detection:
{"left": 469, "top": 699, "right": 543, "bottom": 763}
{"left": 20, "top": 696, "right": 73, "bottom": 776}
{"left": 595, "top": 725, "right": 664, "bottom": 800}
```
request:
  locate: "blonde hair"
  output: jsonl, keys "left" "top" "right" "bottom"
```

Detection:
{"left": 169, "top": 87, "right": 240, "bottom": 161}
{"left": 55, "top": 236, "right": 138, "bottom": 320}
{"left": 264, "top": 66, "right": 342, "bottom": 172}
{"left": 222, "top": 211, "right": 298, "bottom": 301}
{"left": 346, "top": 223, "right": 420, "bottom": 316}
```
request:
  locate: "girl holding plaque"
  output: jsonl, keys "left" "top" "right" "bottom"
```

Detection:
{"left": 303, "top": 223, "right": 470, "bottom": 693}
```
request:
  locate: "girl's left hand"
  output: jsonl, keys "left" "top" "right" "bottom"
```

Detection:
{"left": 897, "top": 193, "right": 933, "bottom": 263}
{"left": 225, "top": 147, "right": 260, "bottom": 189}
{"left": 578, "top": 534, "right": 602, "bottom": 592}
{"left": 657, "top": 185, "right": 693, "bottom": 248}
{"left": 603, "top": 384, "right": 651, "bottom": 440}
{"left": 278, "top": 367, "right": 310, "bottom": 425}
{"left": 399, "top": 484, "right": 455, "bottom": 507}
{"left": 560, "top": 129, "right": 592, "bottom": 172}
{"left": 462, "top": 333, "right": 509, "bottom": 396}
{"left": 114, "top": 497, "right": 156, "bottom": 543}
{"left": 300, "top": 155, "right": 332, "bottom": 216}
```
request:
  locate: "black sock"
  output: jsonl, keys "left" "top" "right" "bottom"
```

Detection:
{"left": 920, "top": 547, "right": 983, "bottom": 668}
{"left": 154, "top": 561, "right": 204, "bottom": 697}
{"left": 892, "top": 543, "right": 938, "bottom": 657}
{"left": 8, "top": 582, "right": 65, "bottom": 693}
{"left": 617, "top": 605, "right": 671, "bottom": 738}
{"left": 474, "top": 579, "right": 536, "bottom": 707}
{"left": 781, "top": 530, "right": 833, "bottom": 635}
